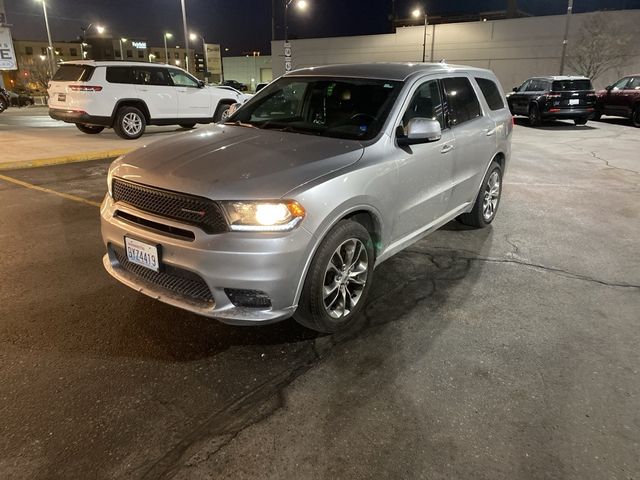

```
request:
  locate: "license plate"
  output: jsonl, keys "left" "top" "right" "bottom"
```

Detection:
{"left": 569, "top": 99, "right": 579, "bottom": 105}
{"left": 58, "top": 93, "right": 66, "bottom": 102}
{"left": 125, "top": 237, "right": 160, "bottom": 272}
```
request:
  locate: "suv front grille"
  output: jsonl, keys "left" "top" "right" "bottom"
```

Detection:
{"left": 110, "top": 245, "right": 214, "bottom": 305}
{"left": 112, "top": 178, "right": 227, "bottom": 234}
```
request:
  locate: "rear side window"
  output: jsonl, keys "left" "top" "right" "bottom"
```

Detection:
{"left": 552, "top": 79, "right": 593, "bottom": 91}
{"left": 442, "top": 77, "right": 481, "bottom": 126}
{"left": 52, "top": 65, "right": 95, "bottom": 82}
{"left": 106, "top": 67, "right": 135, "bottom": 84}
{"left": 475, "top": 77, "right": 505, "bottom": 111}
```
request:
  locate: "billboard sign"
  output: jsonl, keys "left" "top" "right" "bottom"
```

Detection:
{"left": 204, "top": 43, "right": 222, "bottom": 75}
{"left": 0, "top": 27, "right": 17, "bottom": 70}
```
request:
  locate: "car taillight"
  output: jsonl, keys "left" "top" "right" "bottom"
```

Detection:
{"left": 68, "top": 85, "right": 103, "bottom": 92}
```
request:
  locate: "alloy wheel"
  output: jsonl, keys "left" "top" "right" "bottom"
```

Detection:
{"left": 122, "top": 113, "right": 142, "bottom": 136}
{"left": 482, "top": 171, "right": 501, "bottom": 221}
{"left": 322, "top": 238, "right": 369, "bottom": 319}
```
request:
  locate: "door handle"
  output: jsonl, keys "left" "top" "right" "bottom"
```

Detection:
{"left": 440, "top": 144, "right": 454, "bottom": 154}
{"left": 483, "top": 128, "right": 496, "bottom": 136}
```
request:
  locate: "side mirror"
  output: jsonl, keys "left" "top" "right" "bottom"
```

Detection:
{"left": 198, "top": 80, "right": 205, "bottom": 88}
{"left": 512, "top": 86, "right": 519, "bottom": 92}
{"left": 397, "top": 118, "right": 442, "bottom": 146}
{"left": 605, "top": 85, "right": 613, "bottom": 92}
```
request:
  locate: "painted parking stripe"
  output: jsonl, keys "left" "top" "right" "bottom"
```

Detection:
{"left": 0, "top": 149, "right": 131, "bottom": 171}
{"left": 0, "top": 173, "right": 101, "bottom": 208}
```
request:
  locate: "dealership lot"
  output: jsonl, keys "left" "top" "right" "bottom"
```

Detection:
{"left": 0, "top": 119, "right": 638, "bottom": 479}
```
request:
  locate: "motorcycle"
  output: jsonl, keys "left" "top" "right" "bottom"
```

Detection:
{"left": 0, "top": 86, "right": 10, "bottom": 113}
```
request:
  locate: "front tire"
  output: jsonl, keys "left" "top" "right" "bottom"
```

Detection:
{"left": 75, "top": 123, "right": 104, "bottom": 134}
{"left": 458, "top": 161, "right": 503, "bottom": 228}
{"left": 528, "top": 104, "right": 541, "bottom": 127}
{"left": 214, "top": 103, "right": 231, "bottom": 123}
{"left": 294, "top": 220, "right": 374, "bottom": 333}
{"left": 114, "top": 106, "right": 146, "bottom": 139}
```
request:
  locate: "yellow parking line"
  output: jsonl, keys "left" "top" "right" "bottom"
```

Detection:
{"left": 0, "top": 149, "right": 132, "bottom": 171}
{"left": 0, "top": 173, "right": 101, "bottom": 208}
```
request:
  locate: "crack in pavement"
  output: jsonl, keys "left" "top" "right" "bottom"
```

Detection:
{"left": 564, "top": 143, "right": 640, "bottom": 177}
{"left": 406, "top": 246, "right": 640, "bottom": 290}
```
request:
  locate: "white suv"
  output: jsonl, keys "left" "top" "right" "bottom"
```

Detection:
{"left": 48, "top": 61, "right": 243, "bottom": 139}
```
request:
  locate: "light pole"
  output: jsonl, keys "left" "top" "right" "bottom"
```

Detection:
{"left": 36, "top": 1, "right": 56, "bottom": 74}
{"left": 190, "top": 33, "right": 208, "bottom": 80}
{"left": 283, "top": 0, "right": 308, "bottom": 72}
{"left": 412, "top": 6, "right": 428, "bottom": 63}
{"left": 164, "top": 33, "right": 173, "bottom": 64}
{"left": 119, "top": 38, "right": 127, "bottom": 60}
{"left": 79, "top": 23, "right": 105, "bottom": 60}
{"left": 180, "top": 0, "right": 190, "bottom": 72}
{"left": 559, "top": 0, "right": 574, "bottom": 75}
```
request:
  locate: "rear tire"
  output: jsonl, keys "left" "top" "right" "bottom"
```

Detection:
{"left": 75, "top": 123, "right": 104, "bottom": 134}
{"left": 294, "top": 220, "right": 374, "bottom": 333}
{"left": 213, "top": 103, "right": 232, "bottom": 123}
{"left": 528, "top": 104, "right": 541, "bottom": 127}
{"left": 179, "top": 123, "right": 196, "bottom": 129}
{"left": 458, "top": 161, "right": 503, "bottom": 228}
{"left": 114, "top": 106, "right": 146, "bottom": 140}
{"left": 574, "top": 118, "right": 588, "bottom": 126}
{"left": 632, "top": 106, "right": 640, "bottom": 128}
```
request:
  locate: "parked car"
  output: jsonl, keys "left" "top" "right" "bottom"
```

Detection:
{"left": 48, "top": 61, "right": 244, "bottom": 139}
{"left": 101, "top": 63, "right": 512, "bottom": 332}
{"left": 594, "top": 75, "right": 640, "bottom": 127}
{"left": 222, "top": 79, "right": 248, "bottom": 91}
{"left": 8, "top": 90, "right": 35, "bottom": 107}
{"left": 507, "top": 76, "right": 596, "bottom": 126}
{"left": 0, "top": 86, "right": 9, "bottom": 113}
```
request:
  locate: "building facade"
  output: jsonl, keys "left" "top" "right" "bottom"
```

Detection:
{"left": 271, "top": 10, "right": 640, "bottom": 90}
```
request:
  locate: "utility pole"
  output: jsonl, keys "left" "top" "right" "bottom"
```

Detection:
{"left": 180, "top": 0, "right": 190, "bottom": 72}
{"left": 559, "top": 0, "right": 574, "bottom": 75}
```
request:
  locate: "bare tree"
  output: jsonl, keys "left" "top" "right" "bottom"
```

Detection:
{"left": 567, "top": 13, "right": 632, "bottom": 81}
{"left": 29, "top": 61, "right": 52, "bottom": 94}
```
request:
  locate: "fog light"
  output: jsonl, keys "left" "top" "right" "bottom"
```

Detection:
{"left": 225, "top": 289, "right": 272, "bottom": 309}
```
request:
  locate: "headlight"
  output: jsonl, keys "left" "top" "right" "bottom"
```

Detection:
{"left": 221, "top": 200, "right": 305, "bottom": 232}
{"left": 107, "top": 168, "right": 114, "bottom": 197}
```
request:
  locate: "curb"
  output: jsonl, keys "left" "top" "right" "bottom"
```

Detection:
{"left": 0, "top": 149, "right": 132, "bottom": 171}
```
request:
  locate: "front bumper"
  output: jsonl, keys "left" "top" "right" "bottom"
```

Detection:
{"left": 100, "top": 195, "right": 313, "bottom": 325}
{"left": 49, "top": 108, "right": 111, "bottom": 127}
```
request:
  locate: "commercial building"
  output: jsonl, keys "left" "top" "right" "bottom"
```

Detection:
{"left": 271, "top": 9, "right": 640, "bottom": 90}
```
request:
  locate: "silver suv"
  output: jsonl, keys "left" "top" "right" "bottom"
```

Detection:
{"left": 101, "top": 63, "right": 512, "bottom": 333}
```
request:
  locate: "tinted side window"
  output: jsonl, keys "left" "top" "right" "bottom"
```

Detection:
{"left": 442, "top": 77, "right": 481, "bottom": 126}
{"left": 629, "top": 77, "right": 640, "bottom": 90}
{"left": 475, "top": 77, "right": 505, "bottom": 111}
{"left": 134, "top": 68, "right": 171, "bottom": 86}
{"left": 525, "top": 79, "right": 542, "bottom": 92}
{"left": 106, "top": 67, "right": 135, "bottom": 84}
{"left": 402, "top": 79, "right": 445, "bottom": 130}
{"left": 168, "top": 69, "right": 198, "bottom": 87}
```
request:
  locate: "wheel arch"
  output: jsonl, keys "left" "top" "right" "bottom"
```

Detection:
{"left": 111, "top": 99, "right": 151, "bottom": 126}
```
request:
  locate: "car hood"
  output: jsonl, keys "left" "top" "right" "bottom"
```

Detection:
{"left": 110, "top": 125, "right": 364, "bottom": 200}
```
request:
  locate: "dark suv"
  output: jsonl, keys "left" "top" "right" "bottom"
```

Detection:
{"left": 594, "top": 75, "right": 640, "bottom": 127}
{"left": 507, "top": 76, "right": 596, "bottom": 126}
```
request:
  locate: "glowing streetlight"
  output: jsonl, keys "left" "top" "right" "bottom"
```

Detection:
{"left": 96, "top": 25, "right": 105, "bottom": 34}
{"left": 164, "top": 33, "right": 173, "bottom": 64}
{"left": 411, "top": 6, "right": 428, "bottom": 62}
{"left": 189, "top": 32, "right": 208, "bottom": 79}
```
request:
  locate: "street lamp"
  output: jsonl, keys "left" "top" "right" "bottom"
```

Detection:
{"left": 80, "top": 23, "right": 105, "bottom": 60}
{"left": 190, "top": 32, "right": 208, "bottom": 80}
{"left": 35, "top": 0, "right": 56, "bottom": 74}
{"left": 163, "top": 33, "right": 173, "bottom": 64}
{"left": 119, "top": 38, "right": 127, "bottom": 61}
{"left": 412, "top": 6, "right": 428, "bottom": 62}
{"left": 284, "top": 0, "right": 308, "bottom": 43}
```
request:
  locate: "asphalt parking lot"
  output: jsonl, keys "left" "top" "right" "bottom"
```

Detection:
{"left": 0, "top": 118, "right": 638, "bottom": 480}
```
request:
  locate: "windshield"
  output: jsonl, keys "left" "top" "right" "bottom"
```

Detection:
{"left": 229, "top": 76, "right": 403, "bottom": 140}
{"left": 552, "top": 79, "right": 593, "bottom": 91}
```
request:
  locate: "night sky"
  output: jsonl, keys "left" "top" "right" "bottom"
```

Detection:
{"left": 5, "top": 0, "right": 640, "bottom": 55}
